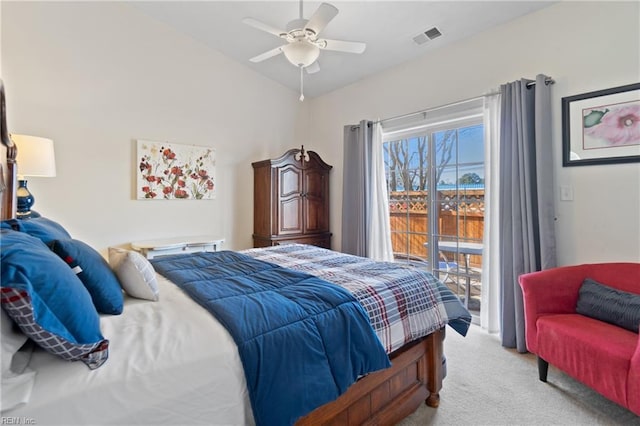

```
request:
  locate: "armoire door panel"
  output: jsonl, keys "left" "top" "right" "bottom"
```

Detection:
{"left": 304, "top": 169, "right": 325, "bottom": 199}
{"left": 304, "top": 198, "right": 329, "bottom": 233}
{"left": 280, "top": 198, "right": 302, "bottom": 234}
{"left": 304, "top": 200, "right": 319, "bottom": 232}
{"left": 279, "top": 166, "right": 302, "bottom": 198}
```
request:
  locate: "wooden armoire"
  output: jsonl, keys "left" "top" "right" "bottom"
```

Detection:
{"left": 252, "top": 146, "right": 332, "bottom": 249}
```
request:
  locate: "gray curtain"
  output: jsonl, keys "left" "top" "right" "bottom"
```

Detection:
{"left": 342, "top": 120, "right": 372, "bottom": 256}
{"left": 499, "top": 74, "right": 557, "bottom": 352}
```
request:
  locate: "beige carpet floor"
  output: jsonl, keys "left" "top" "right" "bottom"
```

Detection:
{"left": 398, "top": 325, "right": 639, "bottom": 425}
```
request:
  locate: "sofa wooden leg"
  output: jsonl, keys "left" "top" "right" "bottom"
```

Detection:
{"left": 538, "top": 356, "right": 549, "bottom": 382}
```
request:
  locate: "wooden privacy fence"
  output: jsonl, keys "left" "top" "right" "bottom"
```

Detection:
{"left": 388, "top": 189, "right": 484, "bottom": 268}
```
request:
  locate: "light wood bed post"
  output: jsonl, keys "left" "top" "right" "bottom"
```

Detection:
{"left": 0, "top": 79, "right": 17, "bottom": 221}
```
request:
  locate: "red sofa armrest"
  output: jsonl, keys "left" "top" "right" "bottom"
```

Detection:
{"left": 629, "top": 327, "right": 640, "bottom": 416}
{"left": 518, "top": 264, "right": 590, "bottom": 354}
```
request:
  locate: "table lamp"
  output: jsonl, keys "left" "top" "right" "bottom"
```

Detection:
{"left": 11, "top": 134, "right": 57, "bottom": 218}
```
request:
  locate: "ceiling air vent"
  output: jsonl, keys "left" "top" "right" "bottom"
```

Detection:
{"left": 412, "top": 27, "right": 442, "bottom": 45}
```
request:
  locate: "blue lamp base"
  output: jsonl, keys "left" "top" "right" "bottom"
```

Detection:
{"left": 16, "top": 179, "right": 35, "bottom": 218}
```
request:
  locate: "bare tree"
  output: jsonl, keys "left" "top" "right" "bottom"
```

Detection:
{"left": 434, "top": 130, "right": 456, "bottom": 184}
{"left": 384, "top": 140, "right": 415, "bottom": 191}
{"left": 415, "top": 137, "right": 428, "bottom": 190}
{"left": 384, "top": 130, "right": 457, "bottom": 191}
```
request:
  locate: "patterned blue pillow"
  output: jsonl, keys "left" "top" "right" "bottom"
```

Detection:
{"left": 1, "top": 216, "right": 71, "bottom": 243}
{"left": 576, "top": 278, "right": 640, "bottom": 333}
{"left": 0, "top": 230, "right": 108, "bottom": 369}
{"left": 49, "top": 239, "right": 124, "bottom": 315}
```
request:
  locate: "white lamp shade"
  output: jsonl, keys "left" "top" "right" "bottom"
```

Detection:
{"left": 12, "top": 134, "right": 57, "bottom": 178}
{"left": 283, "top": 41, "right": 320, "bottom": 67}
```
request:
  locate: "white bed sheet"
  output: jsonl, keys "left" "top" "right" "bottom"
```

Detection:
{"left": 3, "top": 276, "right": 254, "bottom": 426}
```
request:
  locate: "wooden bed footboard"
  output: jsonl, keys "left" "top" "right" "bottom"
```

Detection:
{"left": 297, "top": 328, "right": 445, "bottom": 425}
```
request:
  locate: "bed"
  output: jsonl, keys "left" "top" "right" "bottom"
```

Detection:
{"left": 0, "top": 80, "right": 471, "bottom": 425}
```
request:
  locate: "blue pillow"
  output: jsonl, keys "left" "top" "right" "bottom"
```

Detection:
{"left": 1, "top": 216, "right": 71, "bottom": 243}
{"left": 0, "top": 229, "right": 108, "bottom": 369}
{"left": 49, "top": 239, "right": 124, "bottom": 315}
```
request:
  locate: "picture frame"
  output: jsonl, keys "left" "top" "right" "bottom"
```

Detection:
{"left": 136, "top": 139, "right": 216, "bottom": 200}
{"left": 562, "top": 82, "right": 640, "bottom": 167}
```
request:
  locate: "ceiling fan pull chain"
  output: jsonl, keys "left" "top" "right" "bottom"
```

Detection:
{"left": 299, "top": 67, "right": 305, "bottom": 101}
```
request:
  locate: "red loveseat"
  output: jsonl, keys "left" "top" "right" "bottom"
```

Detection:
{"left": 519, "top": 263, "right": 640, "bottom": 416}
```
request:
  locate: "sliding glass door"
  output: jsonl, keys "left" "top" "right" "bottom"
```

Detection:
{"left": 382, "top": 111, "right": 485, "bottom": 316}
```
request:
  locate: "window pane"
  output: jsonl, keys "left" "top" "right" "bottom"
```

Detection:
{"left": 434, "top": 130, "right": 457, "bottom": 176}
{"left": 458, "top": 124, "right": 484, "bottom": 165}
{"left": 436, "top": 165, "right": 459, "bottom": 187}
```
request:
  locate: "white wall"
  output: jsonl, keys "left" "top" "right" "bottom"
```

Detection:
{"left": 3, "top": 2, "right": 639, "bottom": 265}
{"left": 307, "top": 1, "right": 640, "bottom": 265}
{"left": 1, "top": 2, "right": 302, "bottom": 252}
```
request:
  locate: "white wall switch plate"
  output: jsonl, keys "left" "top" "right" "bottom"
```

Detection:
{"left": 560, "top": 185, "right": 574, "bottom": 201}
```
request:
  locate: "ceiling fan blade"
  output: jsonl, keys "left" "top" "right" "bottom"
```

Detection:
{"left": 305, "top": 61, "right": 320, "bottom": 74}
{"left": 249, "top": 46, "right": 285, "bottom": 63}
{"left": 320, "top": 39, "right": 366, "bottom": 54}
{"left": 304, "top": 3, "right": 338, "bottom": 37}
{"left": 242, "top": 17, "right": 286, "bottom": 38}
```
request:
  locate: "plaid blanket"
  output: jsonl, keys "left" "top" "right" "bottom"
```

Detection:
{"left": 242, "top": 244, "right": 471, "bottom": 353}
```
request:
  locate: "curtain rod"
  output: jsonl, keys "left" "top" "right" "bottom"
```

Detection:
{"left": 377, "top": 76, "right": 555, "bottom": 126}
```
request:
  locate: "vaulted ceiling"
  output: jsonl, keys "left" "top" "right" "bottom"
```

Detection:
{"left": 131, "top": 1, "right": 555, "bottom": 99}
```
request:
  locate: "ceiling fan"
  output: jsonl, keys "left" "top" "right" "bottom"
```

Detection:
{"left": 243, "top": 1, "right": 366, "bottom": 101}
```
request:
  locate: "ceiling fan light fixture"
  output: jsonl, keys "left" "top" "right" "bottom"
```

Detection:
{"left": 283, "top": 41, "right": 320, "bottom": 67}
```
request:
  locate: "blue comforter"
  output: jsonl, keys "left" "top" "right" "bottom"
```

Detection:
{"left": 151, "top": 251, "right": 391, "bottom": 426}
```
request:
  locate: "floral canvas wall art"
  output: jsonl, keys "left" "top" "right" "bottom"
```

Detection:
{"left": 136, "top": 139, "right": 215, "bottom": 200}
{"left": 562, "top": 83, "right": 640, "bottom": 166}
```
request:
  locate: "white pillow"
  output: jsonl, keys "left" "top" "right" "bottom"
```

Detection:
{"left": 1, "top": 309, "right": 36, "bottom": 412}
{"left": 108, "top": 247, "right": 159, "bottom": 301}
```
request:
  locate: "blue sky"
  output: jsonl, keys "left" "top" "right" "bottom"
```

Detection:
{"left": 384, "top": 124, "right": 485, "bottom": 188}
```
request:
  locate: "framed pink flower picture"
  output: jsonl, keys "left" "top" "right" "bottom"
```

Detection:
{"left": 136, "top": 140, "right": 215, "bottom": 200}
{"left": 562, "top": 82, "right": 640, "bottom": 166}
